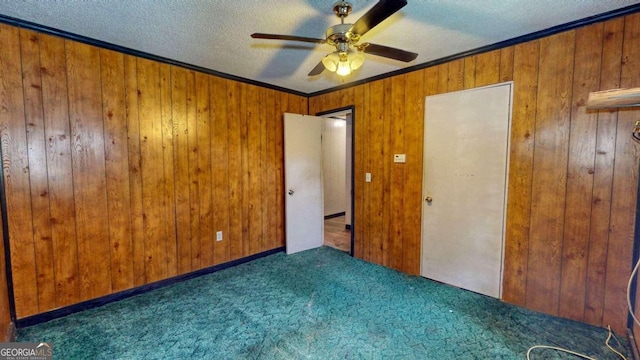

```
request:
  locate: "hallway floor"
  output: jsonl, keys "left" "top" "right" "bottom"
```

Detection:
{"left": 324, "top": 215, "right": 350, "bottom": 252}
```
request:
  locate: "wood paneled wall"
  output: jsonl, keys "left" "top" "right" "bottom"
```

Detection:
{"left": 0, "top": 23, "right": 307, "bottom": 319}
{"left": 309, "top": 13, "right": 640, "bottom": 334}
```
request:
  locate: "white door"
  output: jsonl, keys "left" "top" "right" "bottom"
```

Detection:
{"left": 284, "top": 113, "right": 324, "bottom": 254}
{"left": 421, "top": 83, "right": 512, "bottom": 298}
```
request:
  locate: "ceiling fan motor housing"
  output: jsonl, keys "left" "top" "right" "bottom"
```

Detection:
{"left": 326, "top": 23, "right": 356, "bottom": 46}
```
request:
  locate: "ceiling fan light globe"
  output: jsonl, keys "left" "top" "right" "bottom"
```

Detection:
{"left": 350, "top": 52, "right": 365, "bottom": 70}
{"left": 322, "top": 53, "right": 340, "bottom": 72}
{"left": 336, "top": 59, "right": 352, "bottom": 76}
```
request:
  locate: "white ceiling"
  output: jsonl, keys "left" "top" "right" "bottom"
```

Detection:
{"left": 1, "top": 0, "right": 639, "bottom": 94}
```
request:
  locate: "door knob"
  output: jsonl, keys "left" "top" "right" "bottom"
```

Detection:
{"left": 288, "top": 189, "right": 294, "bottom": 196}
{"left": 425, "top": 196, "right": 433, "bottom": 203}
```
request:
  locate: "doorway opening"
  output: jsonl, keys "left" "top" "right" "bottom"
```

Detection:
{"left": 317, "top": 107, "right": 355, "bottom": 256}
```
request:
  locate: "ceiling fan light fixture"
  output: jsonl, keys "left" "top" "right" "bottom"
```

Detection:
{"left": 336, "top": 58, "right": 352, "bottom": 76}
{"left": 324, "top": 51, "right": 363, "bottom": 76}
{"left": 322, "top": 52, "right": 340, "bottom": 72}
{"left": 350, "top": 51, "right": 365, "bottom": 70}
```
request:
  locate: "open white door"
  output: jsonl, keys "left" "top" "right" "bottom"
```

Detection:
{"left": 284, "top": 113, "right": 324, "bottom": 254}
{"left": 421, "top": 83, "right": 512, "bottom": 298}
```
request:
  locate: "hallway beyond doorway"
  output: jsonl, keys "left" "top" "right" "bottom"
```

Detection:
{"left": 324, "top": 215, "right": 350, "bottom": 252}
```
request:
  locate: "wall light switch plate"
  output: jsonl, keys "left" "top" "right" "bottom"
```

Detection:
{"left": 394, "top": 154, "right": 406, "bottom": 163}
{"left": 216, "top": 231, "right": 223, "bottom": 241}
{"left": 365, "top": 173, "right": 371, "bottom": 182}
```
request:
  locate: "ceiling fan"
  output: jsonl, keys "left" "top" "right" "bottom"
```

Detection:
{"left": 251, "top": 0, "right": 418, "bottom": 77}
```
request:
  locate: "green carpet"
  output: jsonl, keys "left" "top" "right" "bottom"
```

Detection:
{"left": 18, "top": 246, "right": 630, "bottom": 359}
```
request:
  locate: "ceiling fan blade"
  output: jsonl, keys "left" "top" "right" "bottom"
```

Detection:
{"left": 251, "top": 33, "right": 326, "bottom": 44}
{"left": 362, "top": 43, "right": 418, "bottom": 62}
{"left": 348, "top": 0, "right": 408, "bottom": 37}
{"left": 308, "top": 61, "right": 325, "bottom": 76}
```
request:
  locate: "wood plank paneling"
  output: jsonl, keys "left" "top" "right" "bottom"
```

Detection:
{"left": 500, "top": 47, "right": 515, "bottom": 82}
{"left": 436, "top": 64, "right": 448, "bottom": 93}
{"left": 464, "top": 57, "right": 476, "bottom": 89}
{"left": 525, "top": 31, "right": 575, "bottom": 315}
{"left": 368, "top": 81, "right": 385, "bottom": 264}
{"left": 101, "top": 48, "right": 134, "bottom": 292}
{"left": 258, "top": 88, "right": 269, "bottom": 252}
{"left": 264, "top": 89, "right": 277, "bottom": 251}
{"left": 585, "top": 17, "right": 624, "bottom": 326}
{"left": 240, "top": 84, "right": 250, "bottom": 257}
{"left": 227, "top": 81, "right": 243, "bottom": 260}
{"left": 361, "top": 83, "right": 372, "bottom": 261}
{"left": 186, "top": 71, "right": 200, "bottom": 269}
{"left": 0, "top": 24, "right": 38, "bottom": 317}
{"left": 475, "top": 49, "right": 501, "bottom": 87}
{"left": 246, "top": 84, "right": 262, "bottom": 256}
{"left": 67, "top": 41, "right": 112, "bottom": 301}
{"left": 387, "top": 75, "right": 405, "bottom": 271}
{"left": 160, "top": 64, "right": 177, "bottom": 277}
{"left": 20, "top": 29, "right": 56, "bottom": 312}
{"left": 138, "top": 59, "right": 168, "bottom": 283}
{"left": 503, "top": 41, "right": 539, "bottom": 306}
{"left": 124, "top": 55, "right": 146, "bottom": 287}
{"left": 172, "top": 67, "right": 192, "bottom": 275}
{"left": 211, "top": 77, "right": 230, "bottom": 265}
{"left": 196, "top": 73, "right": 213, "bottom": 268}
{"left": 40, "top": 34, "right": 81, "bottom": 309}
{"left": 171, "top": 67, "right": 192, "bottom": 274}
{"left": 447, "top": 59, "right": 464, "bottom": 92}
{"left": 558, "top": 23, "right": 603, "bottom": 322}
{"left": 381, "top": 79, "right": 392, "bottom": 268}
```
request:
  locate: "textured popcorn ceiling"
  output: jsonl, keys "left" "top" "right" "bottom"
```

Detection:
{"left": 0, "top": 0, "right": 638, "bottom": 94}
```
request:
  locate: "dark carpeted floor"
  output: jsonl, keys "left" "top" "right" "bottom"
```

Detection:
{"left": 18, "top": 246, "right": 630, "bottom": 359}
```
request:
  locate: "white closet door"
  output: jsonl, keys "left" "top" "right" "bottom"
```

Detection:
{"left": 421, "top": 83, "right": 512, "bottom": 298}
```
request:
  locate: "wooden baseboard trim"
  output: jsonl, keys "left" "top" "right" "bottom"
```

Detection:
{"left": 324, "top": 212, "right": 346, "bottom": 220}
